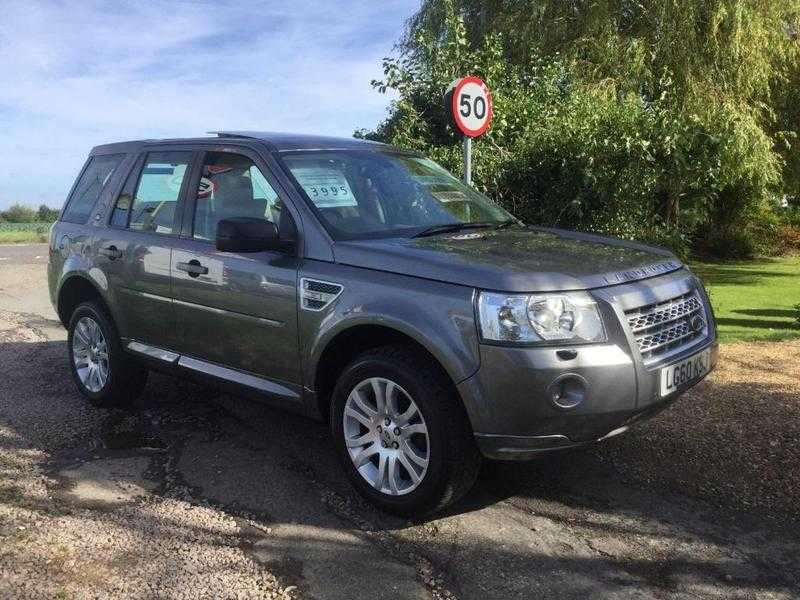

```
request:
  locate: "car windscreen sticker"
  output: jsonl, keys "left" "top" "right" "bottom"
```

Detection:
{"left": 412, "top": 175, "right": 454, "bottom": 186}
{"left": 292, "top": 167, "right": 357, "bottom": 208}
{"left": 430, "top": 190, "right": 468, "bottom": 203}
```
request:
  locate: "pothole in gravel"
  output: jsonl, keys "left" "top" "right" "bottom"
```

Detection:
{"left": 102, "top": 428, "right": 165, "bottom": 450}
{"left": 98, "top": 412, "right": 166, "bottom": 451}
{"left": 58, "top": 456, "right": 157, "bottom": 509}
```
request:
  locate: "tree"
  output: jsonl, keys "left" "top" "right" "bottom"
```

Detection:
{"left": 1, "top": 204, "right": 37, "bottom": 223}
{"left": 405, "top": 1, "right": 799, "bottom": 102}
{"left": 772, "top": 23, "right": 800, "bottom": 199}
{"left": 361, "top": 0, "right": 793, "bottom": 257}
{"left": 37, "top": 204, "right": 60, "bottom": 222}
{"left": 403, "top": 0, "right": 800, "bottom": 218}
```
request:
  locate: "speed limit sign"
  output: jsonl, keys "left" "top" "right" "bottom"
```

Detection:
{"left": 450, "top": 76, "right": 493, "bottom": 137}
{"left": 447, "top": 76, "right": 493, "bottom": 184}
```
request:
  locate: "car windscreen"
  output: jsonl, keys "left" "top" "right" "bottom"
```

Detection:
{"left": 280, "top": 150, "right": 512, "bottom": 240}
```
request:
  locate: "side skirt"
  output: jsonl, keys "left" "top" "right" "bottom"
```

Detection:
{"left": 124, "top": 339, "right": 311, "bottom": 416}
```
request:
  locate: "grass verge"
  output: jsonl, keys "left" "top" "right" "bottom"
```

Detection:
{"left": 692, "top": 256, "right": 800, "bottom": 343}
{"left": 0, "top": 222, "right": 52, "bottom": 244}
{"left": 0, "top": 230, "right": 49, "bottom": 244}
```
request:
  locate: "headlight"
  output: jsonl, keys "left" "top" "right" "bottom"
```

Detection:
{"left": 477, "top": 291, "right": 606, "bottom": 344}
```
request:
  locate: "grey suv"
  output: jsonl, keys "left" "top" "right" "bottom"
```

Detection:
{"left": 48, "top": 132, "right": 718, "bottom": 515}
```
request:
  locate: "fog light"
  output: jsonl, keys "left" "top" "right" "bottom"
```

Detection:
{"left": 547, "top": 374, "right": 588, "bottom": 410}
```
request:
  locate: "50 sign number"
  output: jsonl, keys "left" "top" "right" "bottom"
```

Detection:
{"left": 458, "top": 94, "right": 487, "bottom": 120}
{"left": 450, "top": 76, "right": 493, "bottom": 137}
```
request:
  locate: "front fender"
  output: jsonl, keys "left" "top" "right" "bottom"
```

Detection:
{"left": 299, "top": 262, "right": 481, "bottom": 392}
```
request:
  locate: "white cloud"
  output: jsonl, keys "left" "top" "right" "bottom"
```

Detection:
{"left": 0, "top": 0, "right": 417, "bottom": 208}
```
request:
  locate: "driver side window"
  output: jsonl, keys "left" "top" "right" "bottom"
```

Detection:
{"left": 192, "top": 152, "right": 285, "bottom": 241}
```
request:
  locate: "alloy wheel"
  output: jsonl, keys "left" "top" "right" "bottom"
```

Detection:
{"left": 72, "top": 316, "right": 109, "bottom": 393}
{"left": 342, "top": 377, "right": 429, "bottom": 495}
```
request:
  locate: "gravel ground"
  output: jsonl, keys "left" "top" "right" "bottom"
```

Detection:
{"left": 0, "top": 310, "right": 294, "bottom": 599}
{"left": 1, "top": 251, "right": 799, "bottom": 599}
{"left": 602, "top": 340, "right": 800, "bottom": 520}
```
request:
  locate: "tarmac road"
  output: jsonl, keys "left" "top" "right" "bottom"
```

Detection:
{"left": 1, "top": 243, "right": 798, "bottom": 599}
{"left": 0, "top": 242, "right": 50, "bottom": 265}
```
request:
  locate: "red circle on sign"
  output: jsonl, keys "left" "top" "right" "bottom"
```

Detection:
{"left": 451, "top": 76, "right": 493, "bottom": 137}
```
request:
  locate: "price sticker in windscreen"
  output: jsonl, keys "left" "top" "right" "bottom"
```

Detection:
{"left": 451, "top": 76, "right": 493, "bottom": 137}
{"left": 292, "top": 167, "right": 357, "bottom": 208}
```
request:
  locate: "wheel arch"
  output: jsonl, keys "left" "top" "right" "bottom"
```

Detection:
{"left": 56, "top": 274, "right": 113, "bottom": 328}
{"left": 312, "top": 323, "right": 464, "bottom": 422}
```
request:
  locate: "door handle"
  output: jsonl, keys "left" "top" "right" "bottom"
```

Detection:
{"left": 99, "top": 245, "right": 122, "bottom": 260}
{"left": 176, "top": 259, "right": 209, "bottom": 277}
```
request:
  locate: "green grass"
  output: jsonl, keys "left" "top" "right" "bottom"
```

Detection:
{"left": 692, "top": 256, "right": 800, "bottom": 343}
{"left": 0, "top": 230, "right": 48, "bottom": 244}
{"left": 0, "top": 222, "right": 52, "bottom": 244}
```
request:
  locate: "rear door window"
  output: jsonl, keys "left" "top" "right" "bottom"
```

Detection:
{"left": 62, "top": 154, "right": 125, "bottom": 224}
{"left": 122, "top": 152, "right": 193, "bottom": 234}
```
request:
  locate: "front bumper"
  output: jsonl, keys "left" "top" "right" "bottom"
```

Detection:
{"left": 472, "top": 374, "right": 710, "bottom": 459}
{"left": 460, "top": 269, "right": 719, "bottom": 460}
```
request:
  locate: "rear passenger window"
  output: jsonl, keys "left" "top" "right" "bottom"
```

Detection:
{"left": 62, "top": 154, "right": 125, "bottom": 224}
{"left": 125, "top": 152, "right": 192, "bottom": 234}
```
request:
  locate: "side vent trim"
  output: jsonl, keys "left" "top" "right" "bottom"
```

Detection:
{"left": 300, "top": 278, "right": 343, "bottom": 312}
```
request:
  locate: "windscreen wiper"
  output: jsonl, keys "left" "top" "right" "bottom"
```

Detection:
{"left": 412, "top": 222, "right": 496, "bottom": 238}
{"left": 495, "top": 219, "right": 519, "bottom": 229}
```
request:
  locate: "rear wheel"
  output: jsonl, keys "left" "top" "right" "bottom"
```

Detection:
{"left": 331, "top": 346, "right": 480, "bottom": 516}
{"left": 67, "top": 302, "right": 148, "bottom": 407}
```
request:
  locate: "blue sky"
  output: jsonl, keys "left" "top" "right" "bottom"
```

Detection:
{"left": 0, "top": 0, "right": 419, "bottom": 209}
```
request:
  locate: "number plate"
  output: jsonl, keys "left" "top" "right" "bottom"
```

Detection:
{"left": 659, "top": 349, "right": 711, "bottom": 397}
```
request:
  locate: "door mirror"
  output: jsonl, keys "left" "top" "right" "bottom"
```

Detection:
{"left": 216, "top": 217, "right": 280, "bottom": 253}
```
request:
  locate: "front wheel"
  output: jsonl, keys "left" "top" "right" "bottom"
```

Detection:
{"left": 330, "top": 346, "right": 480, "bottom": 516}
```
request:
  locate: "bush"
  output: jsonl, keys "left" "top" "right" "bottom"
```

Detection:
{"left": 36, "top": 205, "right": 59, "bottom": 222}
{"left": 494, "top": 88, "right": 781, "bottom": 259}
{"left": 696, "top": 204, "right": 783, "bottom": 259}
{"left": 499, "top": 93, "right": 655, "bottom": 231}
{"left": 696, "top": 227, "right": 759, "bottom": 260}
{"left": 1, "top": 204, "right": 37, "bottom": 223}
{"left": 778, "top": 206, "right": 800, "bottom": 227}
{"left": 777, "top": 225, "right": 800, "bottom": 254}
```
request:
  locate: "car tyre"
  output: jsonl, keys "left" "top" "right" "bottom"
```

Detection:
{"left": 331, "top": 345, "right": 480, "bottom": 516}
{"left": 67, "top": 301, "right": 148, "bottom": 408}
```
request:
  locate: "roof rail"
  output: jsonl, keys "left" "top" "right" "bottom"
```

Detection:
{"left": 207, "top": 131, "right": 260, "bottom": 139}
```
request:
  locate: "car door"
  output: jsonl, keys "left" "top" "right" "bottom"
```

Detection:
{"left": 94, "top": 150, "right": 195, "bottom": 350}
{"left": 169, "top": 147, "right": 301, "bottom": 397}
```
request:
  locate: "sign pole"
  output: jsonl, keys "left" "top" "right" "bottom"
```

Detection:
{"left": 463, "top": 135, "right": 472, "bottom": 186}
{"left": 449, "top": 75, "right": 492, "bottom": 186}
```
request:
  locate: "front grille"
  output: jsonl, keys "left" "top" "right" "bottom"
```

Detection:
{"left": 624, "top": 290, "right": 707, "bottom": 363}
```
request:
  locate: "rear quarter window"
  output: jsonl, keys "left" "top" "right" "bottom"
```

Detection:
{"left": 61, "top": 154, "right": 126, "bottom": 224}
